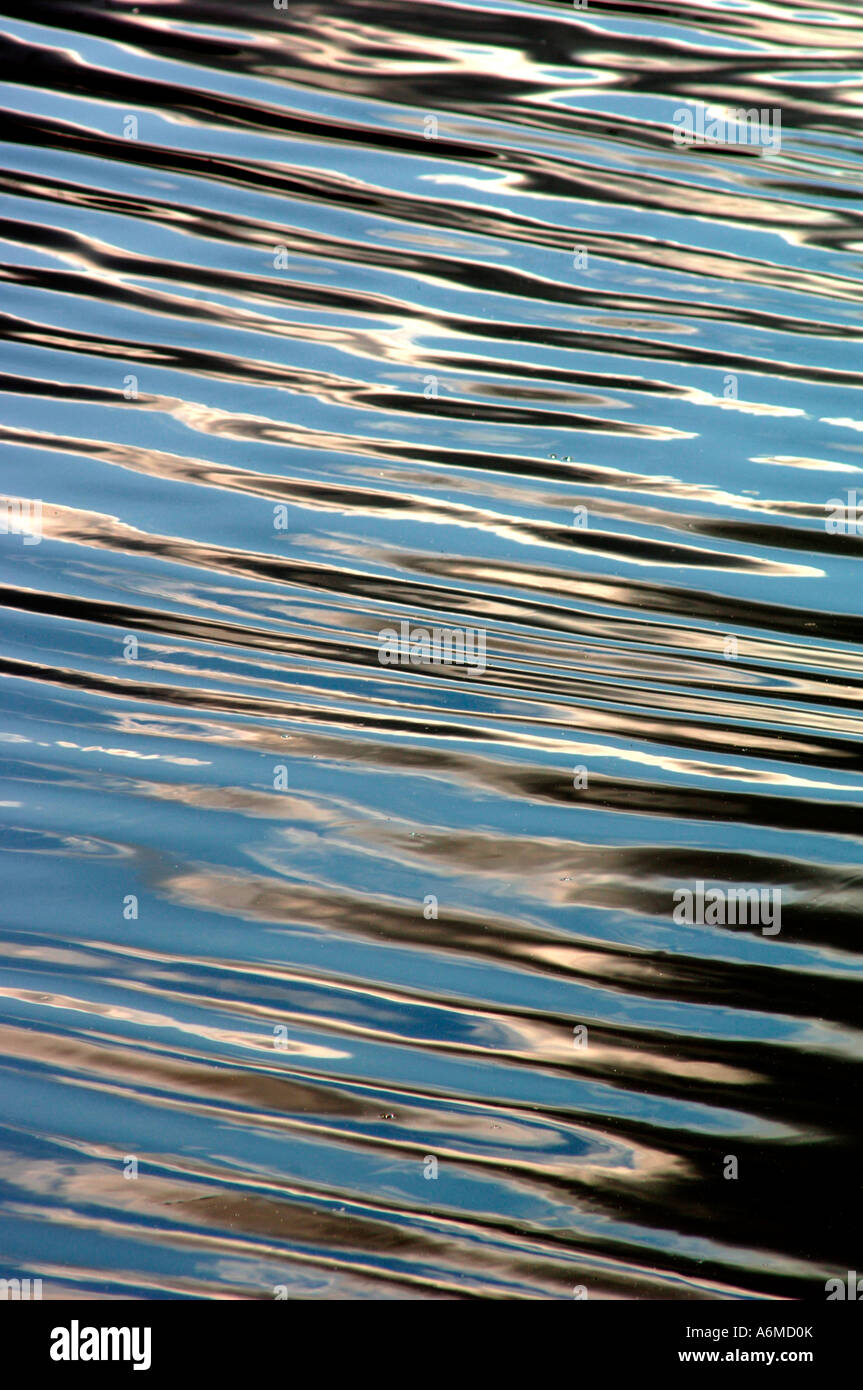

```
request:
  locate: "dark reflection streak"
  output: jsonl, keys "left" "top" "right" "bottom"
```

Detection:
{"left": 4, "top": 281, "right": 862, "bottom": 402}
{"left": 5, "top": 216, "right": 863, "bottom": 352}
{"left": 152, "top": 870, "right": 863, "bottom": 1025}
{"left": 4, "top": 570, "right": 863, "bottom": 707}
{"left": 3, "top": 4, "right": 863, "bottom": 154}
{"left": 3, "top": 639, "right": 863, "bottom": 799}
{"left": 4, "top": 166, "right": 861, "bottom": 313}
{"left": 4, "top": 403, "right": 861, "bottom": 565}
{"left": 4, "top": 100, "right": 863, "bottom": 301}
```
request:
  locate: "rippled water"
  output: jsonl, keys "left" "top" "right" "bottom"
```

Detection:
{"left": 1, "top": 0, "right": 861, "bottom": 1301}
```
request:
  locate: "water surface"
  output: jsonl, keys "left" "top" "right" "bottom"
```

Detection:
{"left": 0, "top": 0, "right": 861, "bottom": 1299}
